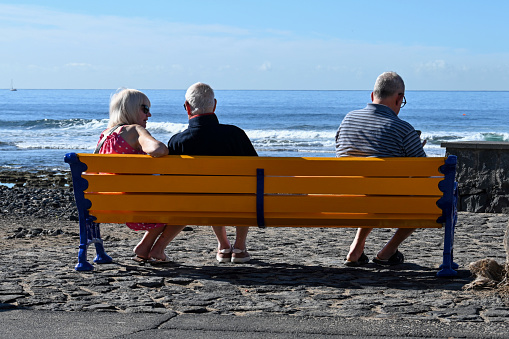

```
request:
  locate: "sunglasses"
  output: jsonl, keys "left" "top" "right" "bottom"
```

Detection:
{"left": 398, "top": 93, "right": 407, "bottom": 108}
{"left": 141, "top": 105, "right": 150, "bottom": 114}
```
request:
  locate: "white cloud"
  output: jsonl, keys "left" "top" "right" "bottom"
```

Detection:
{"left": 259, "top": 62, "right": 272, "bottom": 71}
{"left": 416, "top": 60, "right": 447, "bottom": 72}
{"left": 65, "top": 63, "right": 93, "bottom": 68}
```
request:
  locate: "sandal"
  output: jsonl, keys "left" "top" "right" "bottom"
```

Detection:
{"left": 216, "top": 247, "right": 233, "bottom": 263}
{"left": 132, "top": 255, "right": 154, "bottom": 264}
{"left": 372, "top": 250, "right": 404, "bottom": 266}
{"left": 344, "top": 252, "right": 369, "bottom": 267}
{"left": 150, "top": 254, "right": 171, "bottom": 265}
{"left": 231, "top": 248, "right": 251, "bottom": 263}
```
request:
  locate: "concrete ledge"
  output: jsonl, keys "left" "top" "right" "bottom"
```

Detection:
{"left": 441, "top": 141, "right": 509, "bottom": 213}
{"left": 441, "top": 141, "right": 509, "bottom": 150}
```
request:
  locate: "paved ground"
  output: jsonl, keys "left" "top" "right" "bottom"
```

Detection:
{"left": 1, "top": 212, "right": 509, "bottom": 338}
{"left": 3, "top": 309, "right": 509, "bottom": 338}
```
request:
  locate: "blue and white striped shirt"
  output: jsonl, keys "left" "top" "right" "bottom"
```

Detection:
{"left": 335, "top": 103, "right": 426, "bottom": 158}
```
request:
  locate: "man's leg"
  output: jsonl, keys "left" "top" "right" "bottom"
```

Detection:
{"left": 346, "top": 227, "right": 373, "bottom": 262}
{"left": 376, "top": 228, "right": 416, "bottom": 260}
{"left": 211, "top": 226, "right": 231, "bottom": 250}
{"left": 231, "top": 226, "right": 250, "bottom": 263}
{"left": 212, "top": 226, "right": 232, "bottom": 262}
{"left": 233, "top": 226, "right": 249, "bottom": 250}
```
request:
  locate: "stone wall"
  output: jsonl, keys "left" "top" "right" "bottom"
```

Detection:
{"left": 442, "top": 141, "right": 509, "bottom": 213}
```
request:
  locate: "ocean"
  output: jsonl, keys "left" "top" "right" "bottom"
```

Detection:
{"left": 1, "top": 89, "right": 508, "bottom": 171}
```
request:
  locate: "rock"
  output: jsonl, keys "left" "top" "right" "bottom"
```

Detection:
{"left": 444, "top": 143, "right": 509, "bottom": 213}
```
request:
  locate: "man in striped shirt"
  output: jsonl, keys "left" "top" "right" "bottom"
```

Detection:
{"left": 335, "top": 71, "right": 426, "bottom": 267}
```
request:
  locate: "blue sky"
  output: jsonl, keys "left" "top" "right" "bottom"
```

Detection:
{"left": 1, "top": 1, "right": 508, "bottom": 90}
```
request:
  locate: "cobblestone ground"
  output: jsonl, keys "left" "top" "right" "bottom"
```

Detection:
{"left": 1, "top": 212, "right": 508, "bottom": 324}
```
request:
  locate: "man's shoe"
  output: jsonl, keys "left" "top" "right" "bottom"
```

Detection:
{"left": 231, "top": 248, "right": 250, "bottom": 263}
{"left": 344, "top": 252, "right": 369, "bottom": 267}
{"left": 372, "top": 250, "right": 404, "bottom": 266}
{"left": 216, "top": 247, "right": 232, "bottom": 263}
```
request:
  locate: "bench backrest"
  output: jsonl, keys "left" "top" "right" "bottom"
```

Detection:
{"left": 65, "top": 153, "right": 455, "bottom": 228}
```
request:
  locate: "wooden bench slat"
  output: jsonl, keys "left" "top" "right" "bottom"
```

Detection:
{"left": 89, "top": 210, "right": 441, "bottom": 228}
{"left": 86, "top": 193, "right": 442, "bottom": 214}
{"left": 267, "top": 177, "right": 443, "bottom": 195}
{"left": 266, "top": 195, "right": 442, "bottom": 214}
{"left": 85, "top": 174, "right": 443, "bottom": 196}
{"left": 85, "top": 174, "right": 256, "bottom": 194}
{"left": 80, "top": 154, "right": 445, "bottom": 177}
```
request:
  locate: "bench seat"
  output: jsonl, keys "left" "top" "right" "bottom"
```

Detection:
{"left": 65, "top": 153, "right": 458, "bottom": 276}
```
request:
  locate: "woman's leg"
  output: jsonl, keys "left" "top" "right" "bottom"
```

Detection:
{"left": 148, "top": 225, "right": 187, "bottom": 261}
{"left": 133, "top": 227, "right": 165, "bottom": 259}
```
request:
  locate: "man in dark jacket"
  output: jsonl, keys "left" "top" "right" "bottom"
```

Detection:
{"left": 168, "top": 82, "right": 257, "bottom": 263}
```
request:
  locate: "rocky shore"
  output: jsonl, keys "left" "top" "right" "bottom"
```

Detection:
{"left": 1, "top": 169, "right": 509, "bottom": 324}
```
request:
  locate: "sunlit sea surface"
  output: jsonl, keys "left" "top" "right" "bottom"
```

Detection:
{"left": 1, "top": 89, "right": 508, "bottom": 170}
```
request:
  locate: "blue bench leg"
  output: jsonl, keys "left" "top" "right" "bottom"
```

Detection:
{"left": 75, "top": 217, "right": 94, "bottom": 271}
{"left": 75, "top": 244, "right": 94, "bottom": 271}
{"left": 437, "top": 213, "right": 458, "bottom": 277}
{"left": 90, "top": 222, "right": 113, "bottom": 264}
{"left": 436, "top": 161, "right": 459, "bottom": 278}
{"left": 94, "top": 242, "right": 113, "bottom": 264}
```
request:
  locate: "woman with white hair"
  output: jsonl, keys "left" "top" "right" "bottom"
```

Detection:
{"left": 95, "top": 88, "right": 182, "bottom": 264}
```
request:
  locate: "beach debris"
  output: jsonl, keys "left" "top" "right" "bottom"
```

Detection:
{"left": 463, "top": 221, "right": 509, "bottom": 291}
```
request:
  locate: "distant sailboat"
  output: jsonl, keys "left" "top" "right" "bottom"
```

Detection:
{"left": 10, "top": 79, "right": 17, "bottom": 91}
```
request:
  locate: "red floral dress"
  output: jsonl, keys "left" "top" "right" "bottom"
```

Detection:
{"left": 97, "top": 126, "right": 165, "bottom": 231}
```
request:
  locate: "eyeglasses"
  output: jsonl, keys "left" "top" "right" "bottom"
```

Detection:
{"left": 400, "top": 95, "right": 407, "bottom": 108}
{"left": 141, "top": 105, "right": 150, "bottom": 114}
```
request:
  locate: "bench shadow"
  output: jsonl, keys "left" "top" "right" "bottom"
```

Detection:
{"left": 112, "top": 259, "right": 472, "bottom": 292}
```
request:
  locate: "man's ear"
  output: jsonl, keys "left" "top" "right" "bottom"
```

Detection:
{"left": 213, "top": 98, "right": 217, "bottom": 113}
{"left": 396, "top": 93, "right": 404, "bottom": 107}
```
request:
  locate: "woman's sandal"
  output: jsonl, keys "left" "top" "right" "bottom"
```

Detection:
{"left": 132, "top": 255, "right": 154, "bottom": 264}
{"left": 150, "top": 254, "right": 171, "bottom": 265}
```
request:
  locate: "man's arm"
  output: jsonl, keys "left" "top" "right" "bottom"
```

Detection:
{"left": 403, "top": 130, "right": 427, "bottom": 157}
{"left": 238, "top": 129, "right": 258, "bottom": 156}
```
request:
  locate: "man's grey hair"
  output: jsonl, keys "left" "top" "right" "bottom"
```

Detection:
{"left": 185, "top": 82, "right": 215, "bottom": 115}
{"left": 373, "top": 72, "right": 405, "bottom": 100}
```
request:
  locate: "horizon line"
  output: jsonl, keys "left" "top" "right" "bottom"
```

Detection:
{"left": 4, "top": 88, "right": 509, "bottom": 92}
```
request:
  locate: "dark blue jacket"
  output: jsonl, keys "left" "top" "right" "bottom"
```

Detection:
{"left": 167, "top": 114, "right": 258, "bottom": 156}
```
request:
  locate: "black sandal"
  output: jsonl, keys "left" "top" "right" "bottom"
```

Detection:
{"left": 344, "top": 252, "right": 369, "bottom": 267}
{"left": 372, "top": 251, "right": 404, "bottom": 266}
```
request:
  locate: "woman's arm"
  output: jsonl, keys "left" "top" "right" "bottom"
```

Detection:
{"left": 136, "top": 126, "right": 169, "bottom": 157}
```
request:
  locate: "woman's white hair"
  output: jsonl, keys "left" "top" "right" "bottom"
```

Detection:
{"left": 108, "top": 88, "right": 150, "bottom": 127}
{"left": 185, "top": 82, "right": 215, "bottom": 115}
{"left": 373, "top": 72, "right": 405, "bottom": 100}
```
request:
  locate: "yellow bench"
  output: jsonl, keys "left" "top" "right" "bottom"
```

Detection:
{"left": 64, "top": 153, "right": 458, "bottom": 276}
